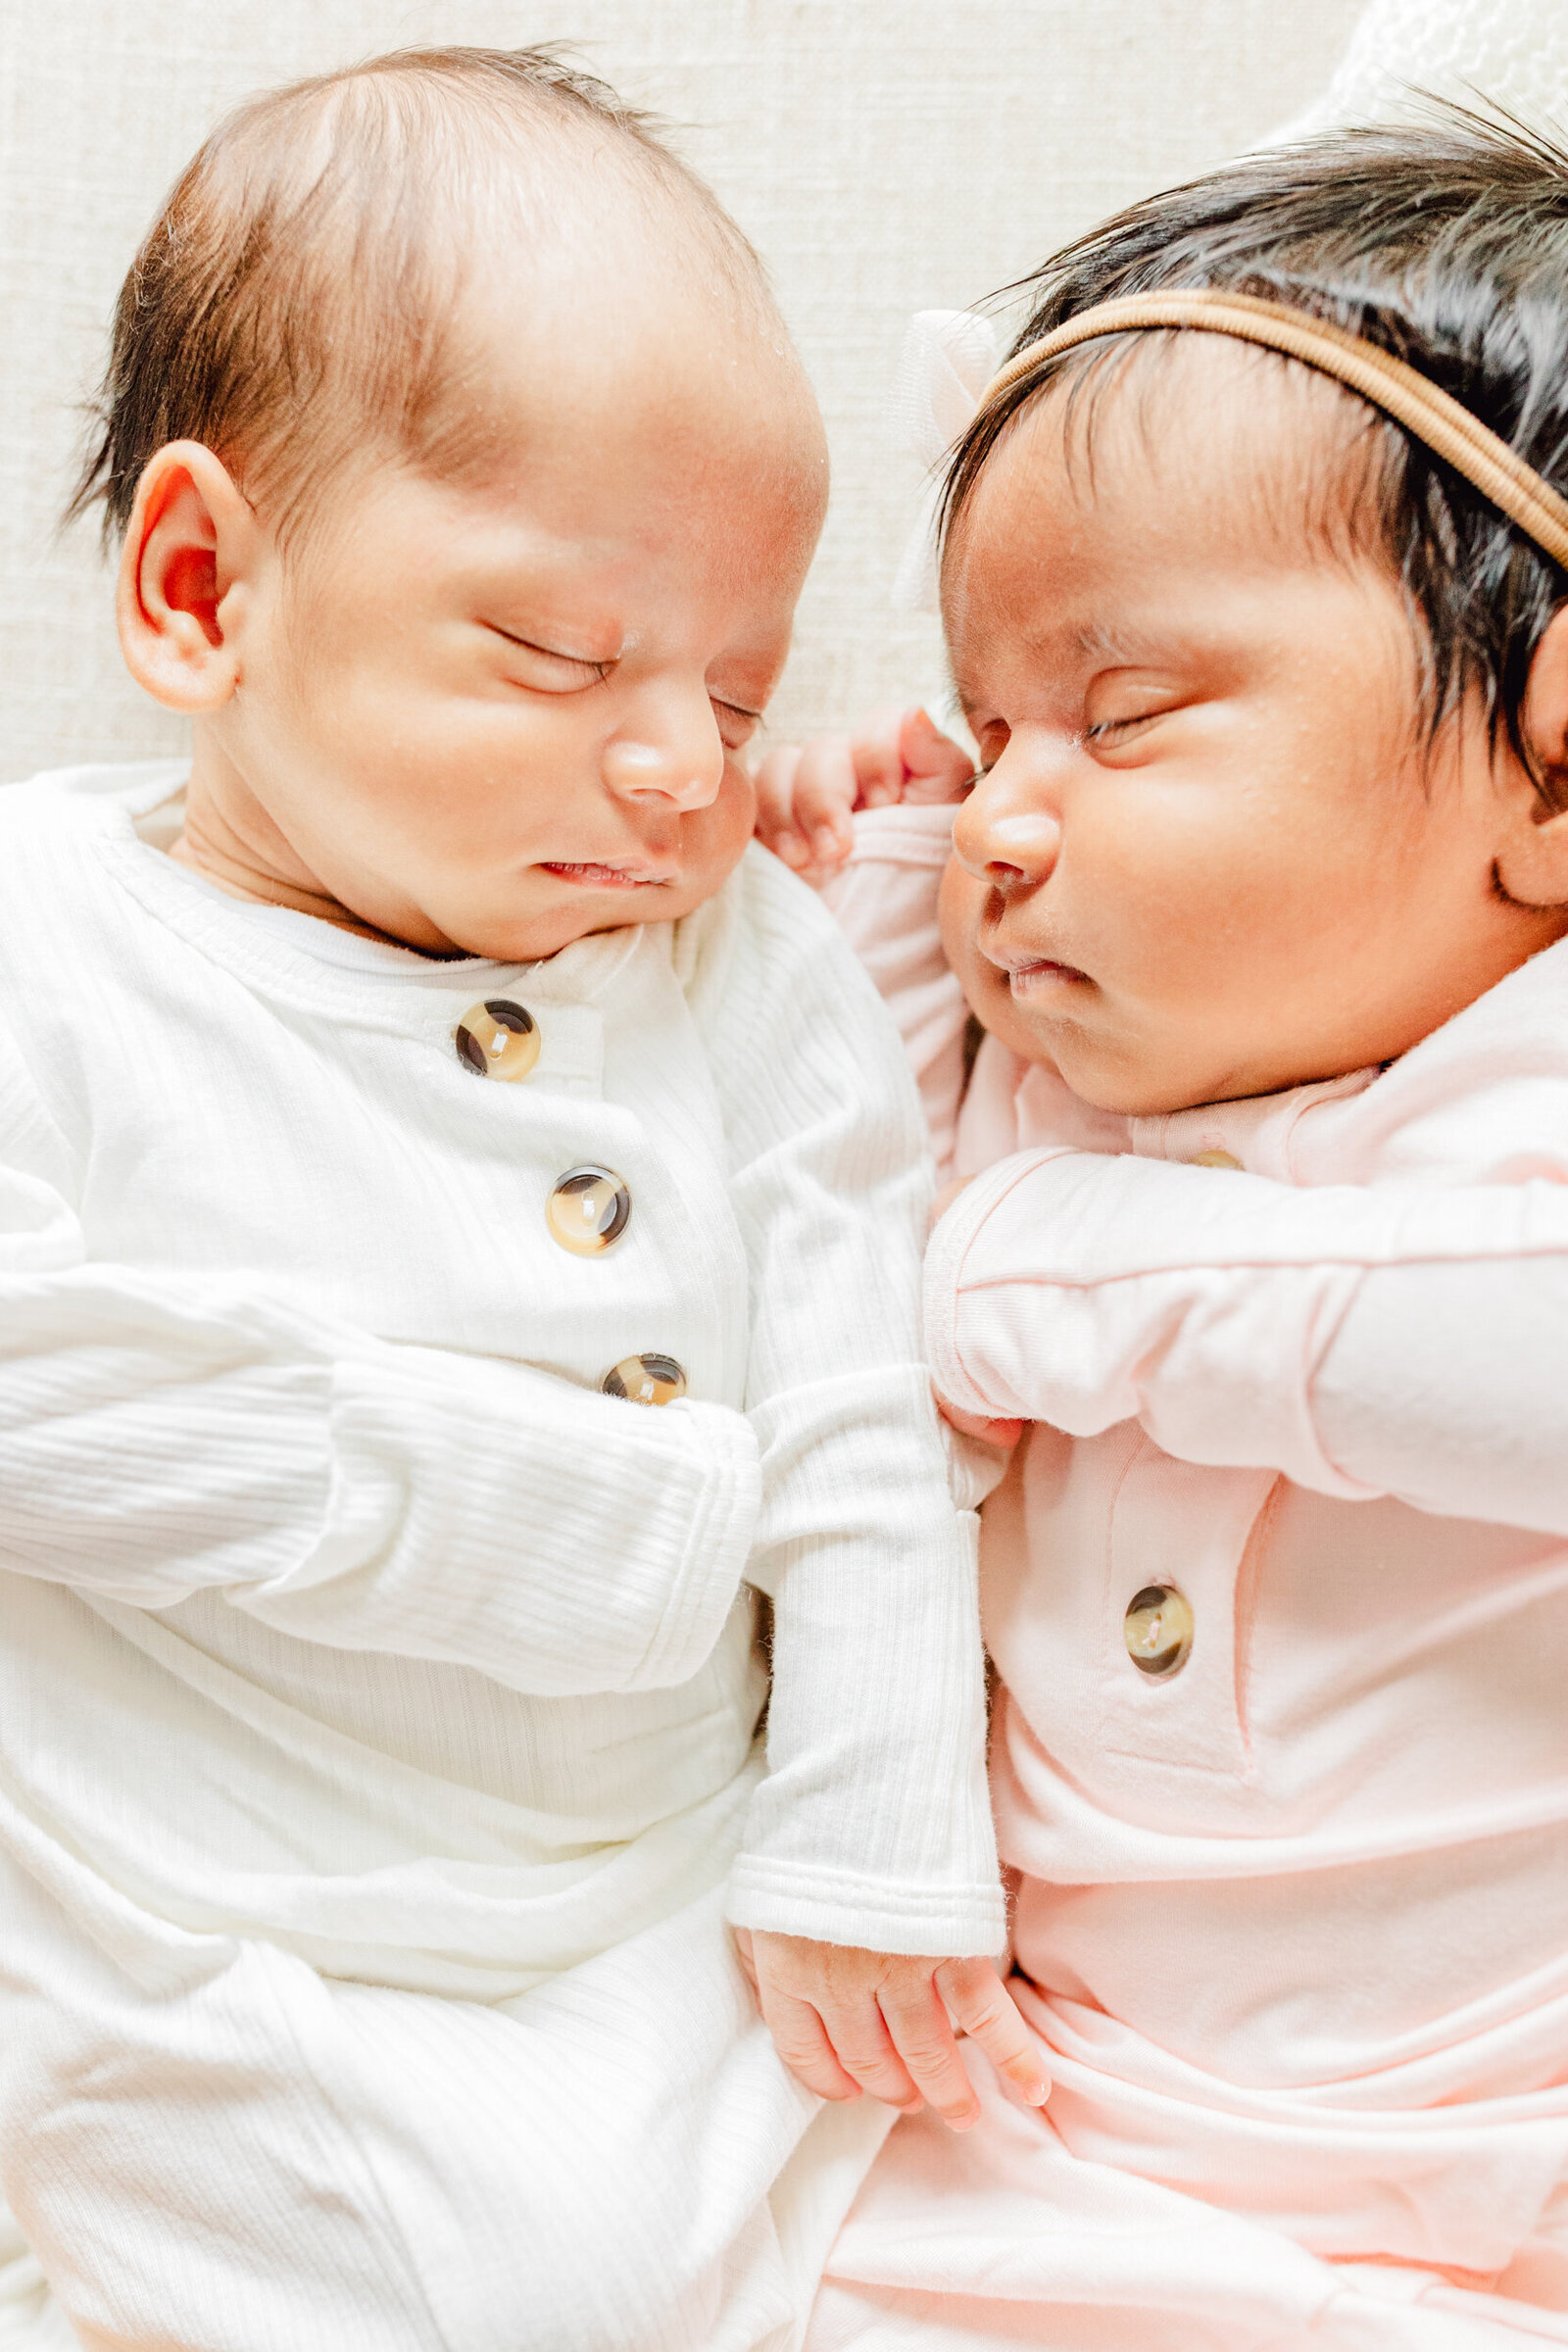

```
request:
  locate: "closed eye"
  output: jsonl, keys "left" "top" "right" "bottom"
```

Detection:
{"left": 1085, "top": 712, "right": 1156, "bottom": 742}
{"left": 483, "top": 623, "right": 611, "bottom": 691}
{"left": 711, "top": 697, "right": 764, "bottom": 752}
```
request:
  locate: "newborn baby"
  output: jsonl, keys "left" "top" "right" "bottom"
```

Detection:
{"left": 0, "top": 45, "right": 1043, "bottom": 2352}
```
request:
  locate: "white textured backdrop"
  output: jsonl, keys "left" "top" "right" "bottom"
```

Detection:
{"left": 0, "top": 0, "right": 1369, "bottom": 781}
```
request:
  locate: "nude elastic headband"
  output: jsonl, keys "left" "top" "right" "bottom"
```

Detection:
{"left": 976, "top": 288, "right": 1568, "bottom": 575}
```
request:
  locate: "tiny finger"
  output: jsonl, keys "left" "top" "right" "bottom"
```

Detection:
{"left": 752, "top": 744, "right": 804, "bottom": 845}
{"left": 791, "top": 738, "right": 860, "bottom": 845}
{"left": 759, "top": 1987, "right": 864, "bottom": 2105}
{"left": 898, "top": 706, "right": 975, "bottom": 801}
{"left": 851, "top": 707, "right": 912, "bottom": 808}
{"left": 818, "top": 1998, "right": 925, "bottom": 2114}
{"left": 877, "top": 1984, "right": 981, "bottom": 2131}
{"left": 937, "top": 1959, "right": 1052, "bottom": 2107}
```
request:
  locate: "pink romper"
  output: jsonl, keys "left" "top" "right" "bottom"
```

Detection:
{"left": 809, "top": 804, "right": 1568, "bottom": 2351}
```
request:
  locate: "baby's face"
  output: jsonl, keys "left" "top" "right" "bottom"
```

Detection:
{"left": 939, "top": 345, "right": 1568, "bottom": 1114}
{"left": 209, "top": 283, "right": 826, "bottom": 960}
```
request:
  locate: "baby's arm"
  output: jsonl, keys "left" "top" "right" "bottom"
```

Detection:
{"left": 694, "top": 853, "right": 1048, "bottom": 2126}
{"left": 0, "top": 1025, "right": 758, "bottom": 1697}
{"left": 756, "top": 707, "right": 975, "bottom": 1174}
{"left": 927, "top": 1146, "right": 1568, "bottom": 1525}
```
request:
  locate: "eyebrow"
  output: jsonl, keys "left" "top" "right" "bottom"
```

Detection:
{"left": 946, "top": 612, "right": 1181, "bottom": 712}
{"left": 1070, "top": 616, "right": 1182, "bottom": 665}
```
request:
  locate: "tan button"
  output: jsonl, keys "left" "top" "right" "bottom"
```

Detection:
{"left": 1191, "top": 1148, "right": 1241, "bottom": 1170}
{"left": 456, "top": 1000, "right": 540, "bottom": 1082}
{"left": 602, "top": 1353, "right": 687, "bottom": 1406}
{"left": 1123, "top": 1585, "right": 1194, "bottom": 1677}
{"left": 546, "top": 1165, "right": 631, "bottom": 1255}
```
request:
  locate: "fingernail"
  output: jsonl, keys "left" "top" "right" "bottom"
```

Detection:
{"left": 776, "top": 833, "right": 807, "bottom": 867}
{"left": 812, "top": 826, "right": 842, "bottom": 858}
{"left": 862, "top": 783, "right": 891, "bottom": 808}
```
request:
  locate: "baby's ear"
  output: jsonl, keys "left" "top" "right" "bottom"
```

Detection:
{"left": 1498, "top": 608, "right": 1568, "bottom": 908}
{"left": 116, "top": 441, "right": 259, "bottom": 712}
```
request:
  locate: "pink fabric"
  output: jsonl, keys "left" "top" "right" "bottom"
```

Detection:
{"left": 810, "top": 806, "right": 1568, "bottom": 2346}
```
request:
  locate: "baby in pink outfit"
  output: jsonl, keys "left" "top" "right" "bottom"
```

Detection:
{"left": 760, "top": 116, "right": 1568, "bottom": 2349}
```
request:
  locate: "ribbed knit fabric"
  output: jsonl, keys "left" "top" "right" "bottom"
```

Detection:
{"left": 0, "top": 761, "right": 1000, "bottom": 2352}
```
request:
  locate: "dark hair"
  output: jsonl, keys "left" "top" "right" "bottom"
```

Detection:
{"left": 66, "top": 44, "right": 769, "bottom": 550}
{"left": 942, "top": 113, "right": 1568, "bottom": 806}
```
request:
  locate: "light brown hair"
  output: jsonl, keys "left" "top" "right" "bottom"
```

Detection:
{"left": 68, "top": 44, "right": 770, "bottom": 548}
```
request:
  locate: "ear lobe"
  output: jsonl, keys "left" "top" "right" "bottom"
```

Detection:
{"left": 116, "top": 442, "right": 258, "bottom": 713}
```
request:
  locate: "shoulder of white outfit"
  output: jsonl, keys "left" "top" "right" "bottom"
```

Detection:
{"left": 676, "top": 837, "right": 901, "bottom": 1007}
{"left": 0, "top": 761, "right": 185, "bottom": 953}
{"left": 0, "top": 758, "right": 187, "bottom": 823}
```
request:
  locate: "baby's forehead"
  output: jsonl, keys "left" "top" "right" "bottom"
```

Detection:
{"left": 958, "top": 335, "right": 1380, "bottom": 583}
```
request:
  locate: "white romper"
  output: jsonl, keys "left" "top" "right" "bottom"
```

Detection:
{"left": 0, "top": 764, "right": 1003, "bottom": 2352}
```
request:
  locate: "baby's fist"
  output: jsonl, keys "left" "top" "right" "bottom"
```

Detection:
{"left": 754, "top": 705, "right": 973, "bottom": 879}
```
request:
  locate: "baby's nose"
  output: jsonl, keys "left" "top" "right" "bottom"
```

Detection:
{"left": 953, "top": 806, "right": 1062, "bottom": 887}
{"left": 602, "top": 734, "right": 723, "bottom": 809}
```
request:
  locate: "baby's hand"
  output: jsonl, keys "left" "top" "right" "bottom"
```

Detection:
{"left": 736, "top": 1927, "right": 1050, "bottom": 2130}
{"left": 754, "top": 705, "right": 974, "bottom": 879}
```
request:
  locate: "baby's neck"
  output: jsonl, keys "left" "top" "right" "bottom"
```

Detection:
{"left": 171, "top": 739, "right": 437, "bottom": 953}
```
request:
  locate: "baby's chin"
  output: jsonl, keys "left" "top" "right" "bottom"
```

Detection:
{"left": 969, "top": 990, "right": 1203, "bottom": 1120}
{"left": 427, "top": 865, "right": 734, "bottom": 964}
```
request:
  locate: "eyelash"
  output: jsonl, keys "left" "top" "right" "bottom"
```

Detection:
{"left": 488, "top": 626, "right": 762, "bottom": 744}
{"left": 487, "top": 625, "right": 608, "bottom": 680}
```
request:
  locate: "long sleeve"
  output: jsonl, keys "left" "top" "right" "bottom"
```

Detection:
{"left": 819, "top": 804, "right": 969, "bottom": 1180}
{"left": 0, "top": 1031, "right": 759, "bottom": 1699}
{"left": 926, "top": 1144, "right": 1568, "bottom": 1535}
{"left": 697, "top": 855, "right": 1004, "bottom": 1956}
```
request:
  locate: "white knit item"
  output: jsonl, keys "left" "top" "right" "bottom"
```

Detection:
{"left": 0, "top": 762, "right": 1000, "bottom": 2349}
{"left": 1270, "top": 0, "right": 1568, "bottom": 141}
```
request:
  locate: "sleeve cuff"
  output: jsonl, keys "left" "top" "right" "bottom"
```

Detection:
{"left": 726, "top": 1854, "right": 1007, "bottom": 1958}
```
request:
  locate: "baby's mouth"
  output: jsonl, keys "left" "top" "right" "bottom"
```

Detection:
{"left": 983, "top": 943, "right": 1090, "bottom": 994}
{"left": 540, "top": 860, "right": 680, "bottom": 890}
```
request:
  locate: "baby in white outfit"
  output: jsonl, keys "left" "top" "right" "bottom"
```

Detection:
{"left": 0, "top": 45, "right": 1046, "bottom": 2352}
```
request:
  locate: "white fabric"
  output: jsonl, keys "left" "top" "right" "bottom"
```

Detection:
{"left": 0, "top": 761, "right": 1000, "bottom": 2349}
{"left": 888, "top": 313, "right": 1003, "bottom": 612}
{"left": 1272, "top": 0, "right": 1568, "bottom": 141}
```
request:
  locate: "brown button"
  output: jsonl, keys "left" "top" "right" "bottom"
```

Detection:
{"left": 1123, "top": 1585, "right": 1194, "bottom": 1678}
{"left": 456, "top": 1000, "right": 540, "bottom": 1082}
{"left": 1191, "top": 1149, "right": 1241, "bottom": 1170}
{"left": 602, "top": 1353, "right": 687, "bottom": 1406}
{"left": 546, "top": 1165, "right": 631, "bottom": 1255}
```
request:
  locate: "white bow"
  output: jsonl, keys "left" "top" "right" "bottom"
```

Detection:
{"left": 889, "top": 309, "right": 1002, "bottom": 612}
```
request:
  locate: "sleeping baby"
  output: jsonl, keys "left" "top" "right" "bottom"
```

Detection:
{"left": 0, "top": 45, "right": 1046, "bottom": 2352}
